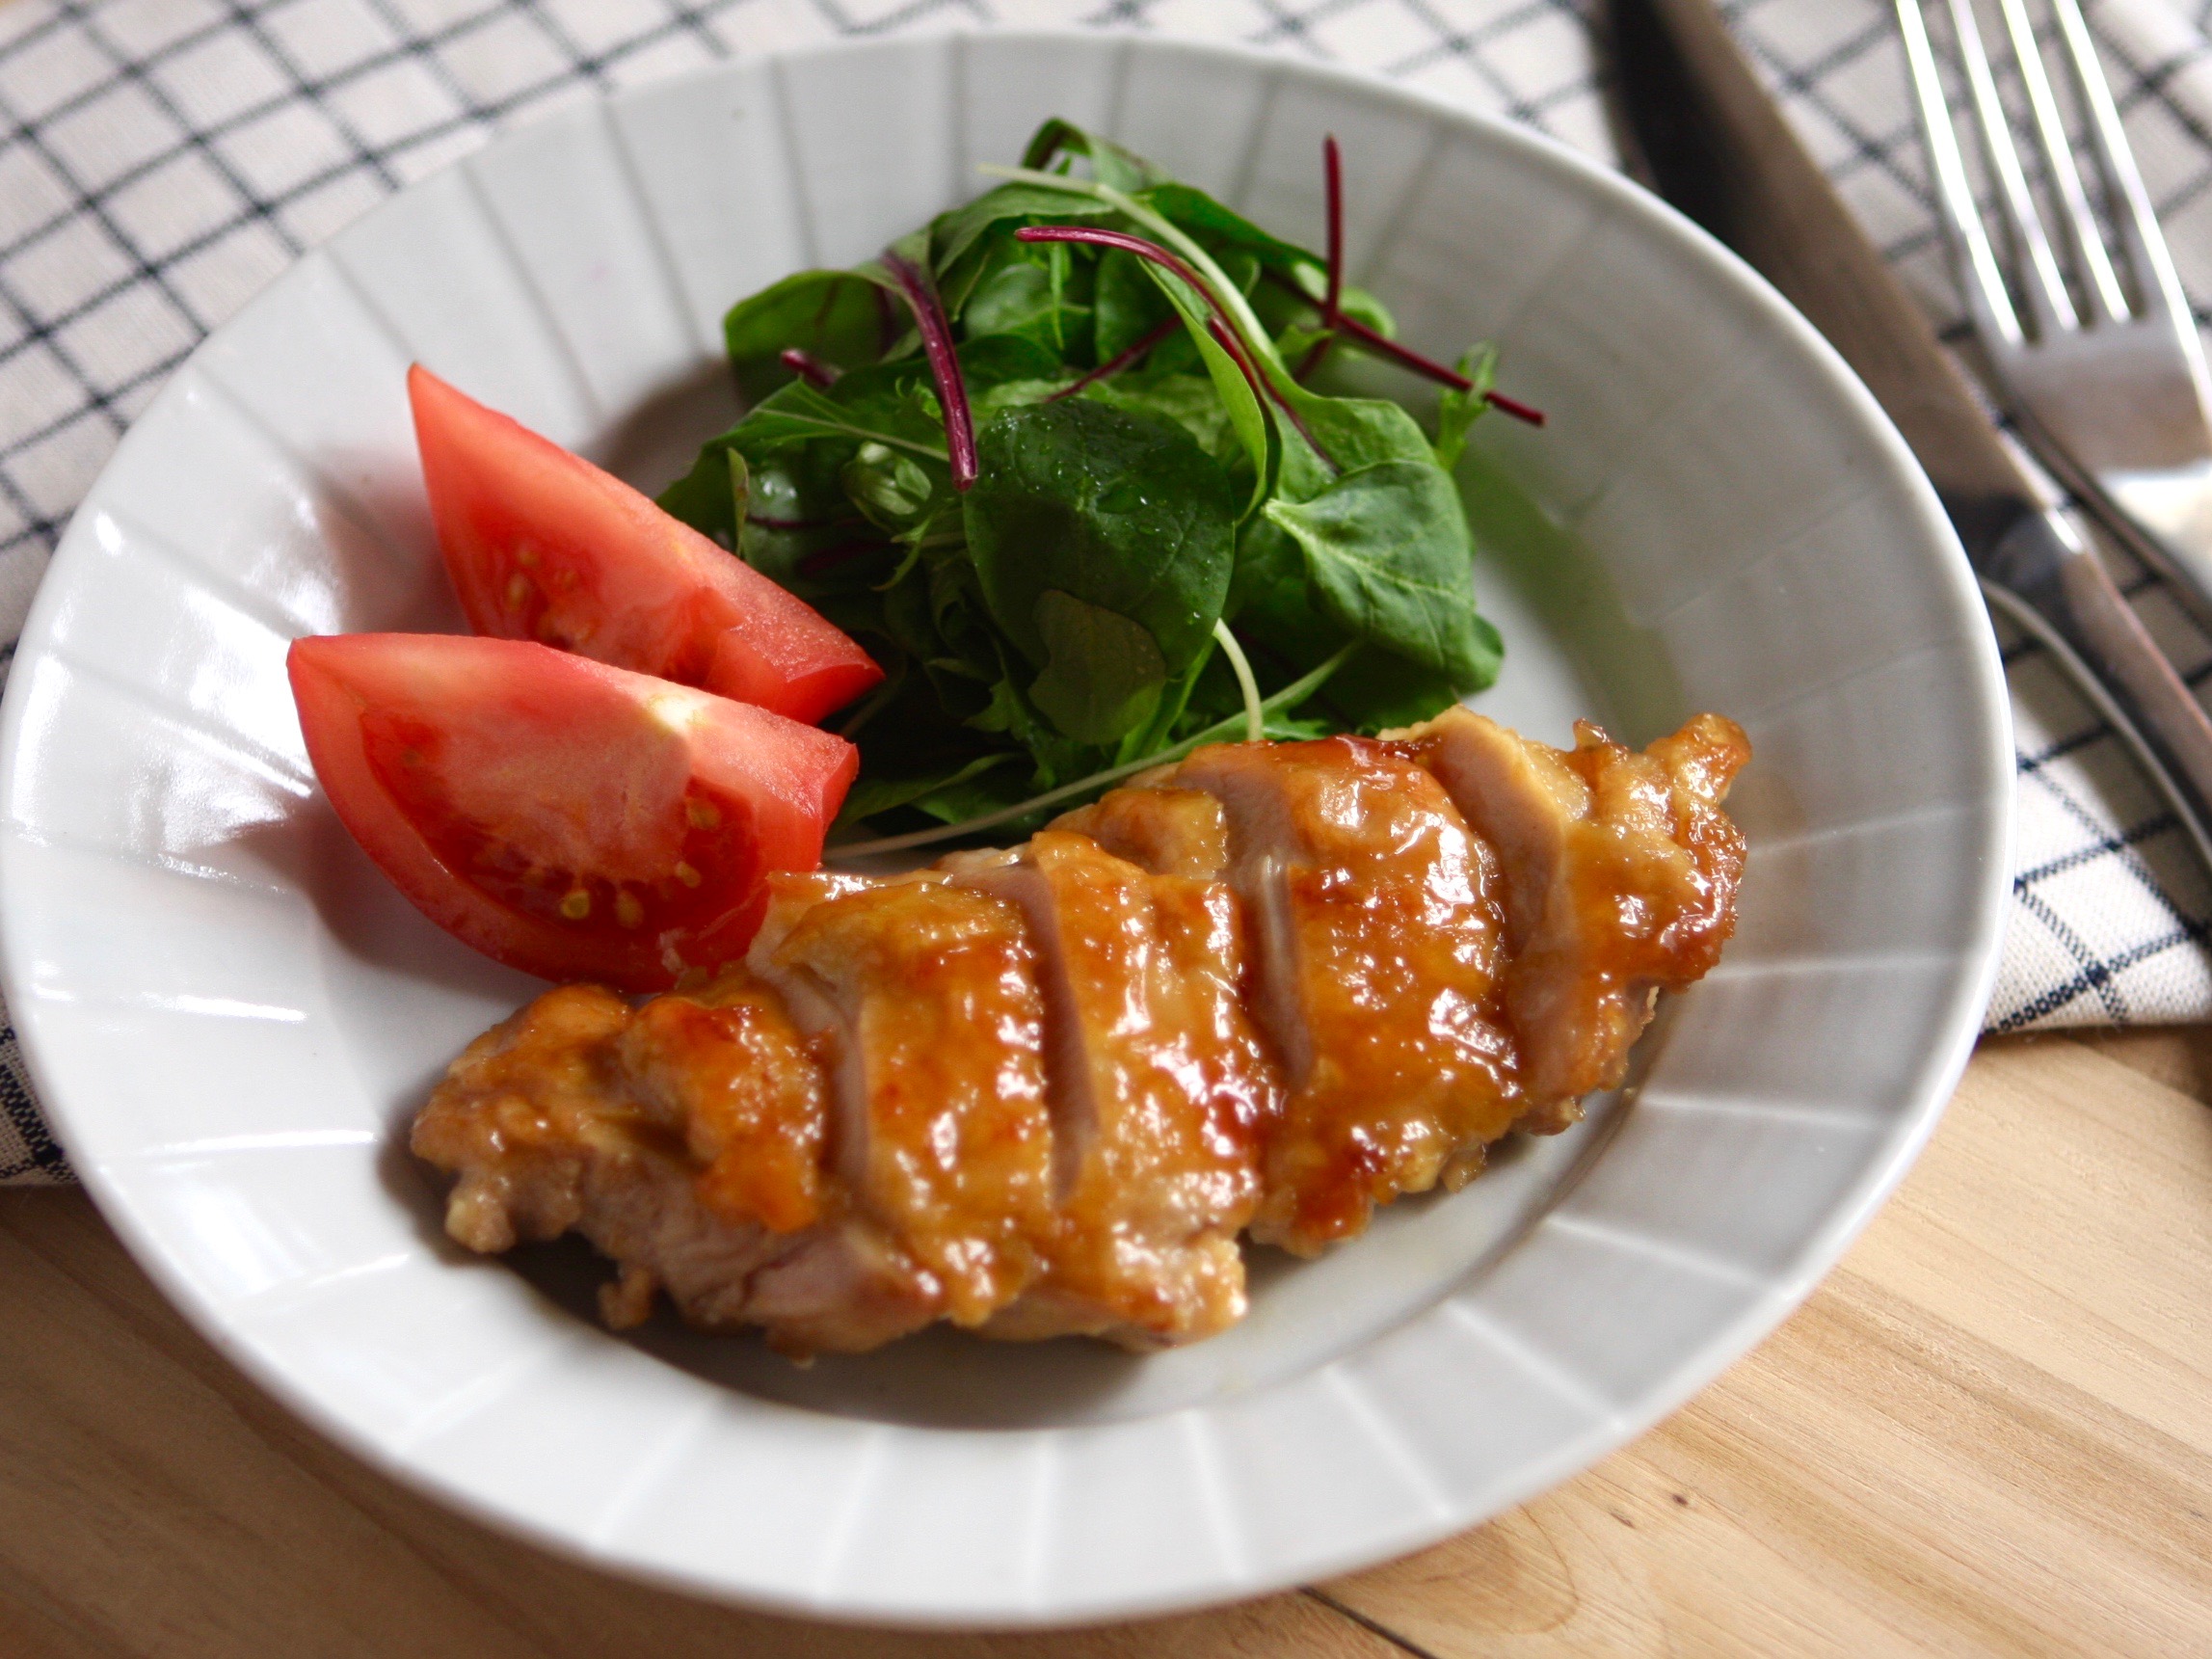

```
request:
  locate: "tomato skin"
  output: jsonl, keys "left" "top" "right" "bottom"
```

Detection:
{"left": 288, "top": 633, "right": 857, "bottom": 991}
{"left": 409, "top": 365, "right": 883, "bottom": 723}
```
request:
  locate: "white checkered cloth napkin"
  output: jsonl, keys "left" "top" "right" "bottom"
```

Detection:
{"left": 4, "top": 0, "right": 2211, "bottom": 1183}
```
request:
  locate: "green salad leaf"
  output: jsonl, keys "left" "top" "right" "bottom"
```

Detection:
{"left": 965, "top": 399, "right": 1235, "bottom": 747}
{"left": 1433, "top": 344, "right": 1500, "bottom": 471}
{"left": 722, "top": 270, "right": 893, "bottom": 403}
{"left": 657, "top": 116, "right": 1538, "bottom": 844}
{"left": 1265, "top": 461, "right": 1501, "bottom": 686}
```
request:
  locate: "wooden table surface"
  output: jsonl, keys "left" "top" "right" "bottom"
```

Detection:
{"left": 3, "top": 1026, "right": 2207, "bottom": 1658}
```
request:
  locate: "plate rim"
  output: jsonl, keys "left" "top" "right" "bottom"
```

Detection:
{"left": 0, "top": 25, "right": 2014, "bottom": 1628}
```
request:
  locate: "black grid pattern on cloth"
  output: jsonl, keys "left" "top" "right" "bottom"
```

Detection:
{"left": 1720, "top": 0, "right": 2212, "bottom": 1030}
{"left": 2, "top": 0, "right": 2210, "bottom": 1186}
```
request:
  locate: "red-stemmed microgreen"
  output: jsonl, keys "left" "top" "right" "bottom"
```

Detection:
{"left": 1283, "top": 138, "right": 1547, "bottom": 426}
{"left": 879, "top": 251, "right": 979, "bottom": 491}
{"left": 1479, "top": 388, "right": 1546, "bottom": 426}
{"left": 1210, "top": 317, "right": 1335, "bottom": 471}
{"left": 1045, "top": 316, "right": 1180, "bottom": 403}
{"left": 1296, "top": 134, "right": 1346, "bottom": 382}
{"left": 1267, "top": 268, "right": 1547, "bottom": 426}
{"left": 1323, "top": 135, "right": 1345, "bottom": 326}
{"left": 1017, "top": 225, "right": 1336, "bottom": 470}
{"left": 1017, "top": 227, "right": 1222, "bottom": 319}
{"left": 779, "top": 347, "right": 841, "bottom": 388}
{"left": 1330, "top": 312, "right": 1546, "bottom": 425}
{"left": 980, "top": 164, "right": 1281, "bottom": 365}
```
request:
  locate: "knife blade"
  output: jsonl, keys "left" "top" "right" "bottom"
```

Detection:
{"left": 1607, "top": 0, "right": 2212, "bottom": 871}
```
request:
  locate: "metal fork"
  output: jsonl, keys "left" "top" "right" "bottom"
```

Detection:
{"left": 1899, "top": 0, "right": 2212, "bottom": 632}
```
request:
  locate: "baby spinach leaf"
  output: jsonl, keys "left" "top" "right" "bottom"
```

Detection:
{"left": 1082, "top": 371, "right": 1241, "bottom": 467}
{"left": 912, "top": 759, "right": 1055, "bottom": 829}
{"left": 1228, "top": 514, "right": 1342, "bottom": 660}
{"left": 841, "top": 442, "right": 935, "bottom": 529}
{"left": 838, "top": 751, "right": 1024, "bottom": 828}
{"left": 1432, "top": 344, "right": 1498, "bottom": 470}
{"left": 1092, "top": 247, "right": 1176, "bottom": 363}
{"left": 1262, "top": 459, "right": 1501, "bottom": 687}
{"left": 1021, "top": 119, "right": 1163, "bottom": 193}
{"left": 681, "top": 114, "right": 1522, "bottom": 837}
{"left": 1117, "top": 633, "right": 1216, "bottom": 762}
{"left": 931, "top": 182, "right": 1117, "bottom": 278}
{"left": 1314, "top": 645, "right": 1466, "bottom": 733}
{"left": 1026, "top": 590, "right": 1169, "bottom": 746}
{"left": 1339, "top": 285, "right": 1397, "bottom": 337}
{"left": 1142, "top": 184, "right": 1321, "bottom": 281}
{"left": 1131, "top": 256, "right": 1278, "bottom": 518}
{"left": 728, "top": 381, "right": 948, "bottom": 463}
{"left": 957, "top": 333, "right": 1069, "bottom": 389}
{"left": 963, "top": 399, "right": 1237, "bottom": 682}
{"left": 1278, "top": 388, "right": 1436, "bottom": 489}
{"left": 722, "top": 270, "right": 891, "bottom": 402}
{"left": 661, "top": 353, "right": 968, "bottom": 540}
{"left": 663, "top": 415, "right": 839, "bottom": 547}
{"left": 961, "top": 234, "right": 1094, "bottom": 359}
{"left": 965, "top": 643, "right": 1098, "bottom": 788}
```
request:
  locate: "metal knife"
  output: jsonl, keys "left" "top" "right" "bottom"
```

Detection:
{"left": 1607, "top": 0, "right": 2212, "bottom": 872}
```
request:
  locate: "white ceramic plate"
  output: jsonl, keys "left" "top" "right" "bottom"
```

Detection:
{"left": 0, "top": 31, "right": 2012, "bottom": 1627}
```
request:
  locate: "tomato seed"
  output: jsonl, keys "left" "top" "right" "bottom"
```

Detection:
{"left": 505, "top": 573, "right": 531, "bottom": 611}
{"left": 674, "top": 862, "right": 702, "bottom": 888}
{"left": 615, "top": 892, "right": 644, "bottom": 928}
{"left": 686, "top": 801, "right": 721, "bottom": 829}
{"left": 559, "top": 890, "right": 591, "bottom": 921}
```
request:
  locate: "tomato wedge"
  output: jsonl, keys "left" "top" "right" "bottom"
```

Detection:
{"left": 409, "top": 365, "right": 883, "bottom": 724}
{"left": 289, "top": 633, "right": 857, "bottom": 990}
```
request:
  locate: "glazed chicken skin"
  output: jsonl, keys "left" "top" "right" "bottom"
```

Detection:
{"left": 1133, "top": 740, "right": 1520, "bottom": 1255}
{"left": 943, "top": 831, "right": 1280, "bottom": 1341}
{"left": 413, "top": 709, "right": 1750, "bottom": 1357}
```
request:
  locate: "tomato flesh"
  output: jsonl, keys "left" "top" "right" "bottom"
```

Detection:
{"left": 290, "top": 633, "right": 857, "bottom": 990}
{"left": 409, "top": 365, "right": 883, "bottom": 723}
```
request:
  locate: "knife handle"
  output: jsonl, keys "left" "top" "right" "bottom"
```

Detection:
{"left": 1981, "top": 511, "right": 2212, "bottom": 870}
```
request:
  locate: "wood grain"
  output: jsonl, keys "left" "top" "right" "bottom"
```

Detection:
{"left": 2, "top": 1030, "right": 2206, "bottom": 1657}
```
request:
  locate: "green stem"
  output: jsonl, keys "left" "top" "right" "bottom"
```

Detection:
{"left": 825, "top": 642, "right": 1356, "bottom": 861}
{"left": 1212, "top": 618, "right": 1264, "bottom": 743}
{"left": 977, "top": 165, "right": 1287, "bottom": 384}
{"left": 833, "top": 675, "right": 902, "bottom": 740}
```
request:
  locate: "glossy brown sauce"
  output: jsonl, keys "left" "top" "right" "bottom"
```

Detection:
{"left": 413, "top": 710, "right": 1750, "bottom": 1355}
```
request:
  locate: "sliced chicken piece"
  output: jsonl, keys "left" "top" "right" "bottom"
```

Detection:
{"left": 414, "top": 714, "right": 1752, "bottom": 1355}
{"left": 615, "top": 970, "right": 941, "bottom": 1354}
{"left": 1054, "top": 785, "right": 1232, "bottom": 879}
{"left": 748, "top": 874, "right": 1055, "bottom": 1327}
{"left": 1139, "top": 738, "right": 1521, "bottom": 1255}
{"left": 411, "top": 982, "right": 641, "bottom": 1259}
{"left": 746, "top": 869, "right": 893, "bottom": 956}
{"left": 946, "top": 828, "right": 1281, "bottom": 1347}
{"left": 411, "top": 976, "right": 941, "bottom": 1354}
{"left": 1391, "top": 708, "right": 1750, "bottom": 1116}
{"left": 616, "top": 975, "right": 827, "bottom": 1234}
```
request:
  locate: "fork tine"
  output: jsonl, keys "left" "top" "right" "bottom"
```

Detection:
{"left": 1947, "top": 0, "right": 2076, "bottom": 334}
{"left": 1997, "top": 0, "right": 2128, "bottom": 321}
{"left": 2048, "top": 0, "right": 2187, "bottom": 326}
{"left": 1897, "top": 0, "right": 2024, "bottom": 344}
